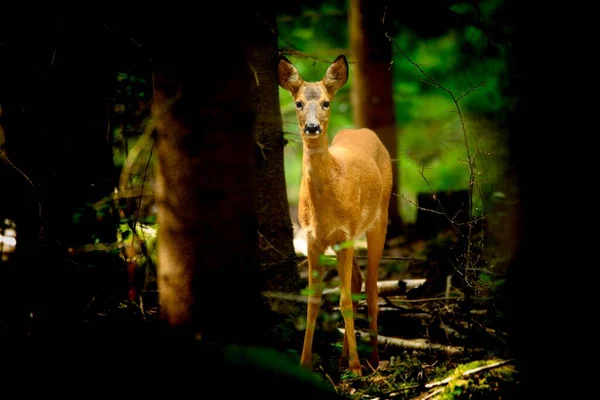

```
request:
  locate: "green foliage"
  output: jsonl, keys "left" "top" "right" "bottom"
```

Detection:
{"left": 318, "top": 254, "right": 338, "bottom": 266}
{"left": 277, "top": 0, "right": 512, "bottom": 224}
{"left": 336, "top": 355, "right": 517, "bottom": 399}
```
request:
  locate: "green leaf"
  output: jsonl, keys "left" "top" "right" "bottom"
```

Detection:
{"left": 450, "top": 3, "right": 473, "bottom": 14}
{"left": 332, "top": 240, "right": 353, "bottom": 252}
{"left": 318, "top": 254, "right": 337, "bottom": 266}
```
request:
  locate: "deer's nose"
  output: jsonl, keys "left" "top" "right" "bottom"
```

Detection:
{"left": 305, "top": 123, "right": 321, "bottom": 135}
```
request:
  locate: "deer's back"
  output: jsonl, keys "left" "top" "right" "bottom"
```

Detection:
{"left": 331, "top": 128, "right": 388, "bottom": 160}
{"left": 331, "top": 128, "right": 391, "bottom": 175}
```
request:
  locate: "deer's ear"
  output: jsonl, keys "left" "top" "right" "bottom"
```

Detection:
{"left": 277, "top": 56, "right": 303, "bottom": 96}
{"left": 322, "top": 55, "right": 348, "bottom": 95}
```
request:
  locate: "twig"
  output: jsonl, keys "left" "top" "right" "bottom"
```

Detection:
{"left": 382, "top": 296, "right": 463, "bottom": 304}
{"left": 322, "top": 279, "right": 427, "bottom": 296}
{"left": 133, "top": 139, "right": 154, "bottom": 233}
{"left": 418, "top": 387, "right": 445, "bottom": 400}
{"left": 424, "top": 359, "right": 514, "bottom": 388}
{"left": 295, "top": 254, "right": 430, "bottom": 262}
{"left": 339, "top": 329, "right": 465, "bottom": 355}
{"left": 397, "top": 193, "right": 446, "bottom": 215}
{"left": 416, "top": 165, "right": 462, "bottom": 235}
{"left": 257, "top": 230, "right": 293, "bottom": 260}
{"left": 317, "top": 366, "right": 339, "bottom": 394}
{"left": 455, "top": 81, "right": 487, "bottom": 103}
{"left": 385, "top": 32, "right": 490, "bottom": 282}
{"left": 0, "top": 151, "right": 42, "bottom": 221}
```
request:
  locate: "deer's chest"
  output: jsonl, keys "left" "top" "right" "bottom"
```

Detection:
{"left": 298, "top": 182, "right": 353, "bottom": 244}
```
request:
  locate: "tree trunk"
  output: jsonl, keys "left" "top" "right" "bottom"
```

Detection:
{"left": 151, "top": 11, "right": 273, "bottom": 346}
{"left": 349, "top": 0, "right": 403, "bottom": 236}
{"left": 248, "top": 10, "right": 302, "bottom": 316}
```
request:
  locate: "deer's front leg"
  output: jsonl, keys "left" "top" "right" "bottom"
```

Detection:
{"left": 340, "top": 255, "right": 362, "bottom": 368}
{"left": 300, "top": 238, "right": 325, "bottom": 370}
{"left": 337, "top": 246, "right": 362, "bottom": 375}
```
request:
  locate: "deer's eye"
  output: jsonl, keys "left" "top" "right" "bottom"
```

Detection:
{"left": 295, "top": 101, "right": 303, "bottom": 109}
{"left": 322, "top": 101, "right": 330, "bottom": 108}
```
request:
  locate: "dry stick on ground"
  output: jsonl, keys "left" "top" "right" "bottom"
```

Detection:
{"left": 418, "top": 388, "right": 445, "bottom": 400}
{"left": 410, "top": 359, "right": 514, "bottom": 400}
{"left": 295, "top": 254, "right": 430, "bottom": 262}
{"left": 323, "top": 279, "right": 426, "bottom": 296}
{"left": 339, "top": 328, "right": 465, "bottom": 355}
{"left": 262, "top": 279, "right": 427, "bottom": 304}
{"left": 424, "top": 358, "right": 514, "bottom": 389}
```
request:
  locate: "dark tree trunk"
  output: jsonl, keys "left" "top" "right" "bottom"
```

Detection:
{"left": 349, "top": 0, "right": 403, "bottom": 236}
{"left": 150, "top": 10, "right": 274, "bottom": 346}
{"left": 248, "top": 10, "right": 302, "bottom": 316}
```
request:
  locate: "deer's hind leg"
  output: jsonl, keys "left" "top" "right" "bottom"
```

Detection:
{"left": 365, "top": 213, "right": 387, "bottom": 367}
{"left": 339, "top": 255, "right": 362, "bottom": 369}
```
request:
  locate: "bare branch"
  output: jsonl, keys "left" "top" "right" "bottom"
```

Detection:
{"left": 396, "top": 193, "right": 447, "bottom": 215}
{"left": 340, "top": 328, "right": 466, "bottom": 355}
{"left": 456, "top": 81, "right": 488, "bottom": 102}
{"left": 386, "top": 32, "right": 450, "bottom": 94}
{"left": 424, "top": 359, "right": 514, "bottom": 388}
{"left": 257, "top": 230, "right": 293, "bottom": 260}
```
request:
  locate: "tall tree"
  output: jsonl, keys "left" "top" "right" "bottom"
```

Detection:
{"left": 349, "top": 0, "right": 403, "bottom": 236}
{"left": 143, "top": 6, "right": 342, "bottom": 398}
{"left": 248, "top": 10, "right": 302, "bottom": 317}
{"left": 149, "top": 12, "right": 272, "bottom": 345}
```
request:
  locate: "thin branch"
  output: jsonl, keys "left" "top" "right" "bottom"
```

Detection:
{"left": 340, "top": 328, "right": 465, "bottom": 355}
{"left": 102, "top": 23, "right": 143, "bottom": 48}
{"left": 456, "top": 81, "right": 488, "bottom": 102}
{"left": 257, "top": 230, "right": 293, "bottom": 261}
{"left": 397, "top": 193, "right": 447, "bottom": 215}
{"left": 424, "top": 359, "right": 514, "bottom": 389}
{"left": 418, "top": 388, "right": 445, "bottom": 400}
{"left": 323, "top": 279, "right": 427, "bottom": 297}
{"left": 255, "top": 13, "right": 276, "bottom": 36}
{"left": 256, "top": 141, "right": 268, "bottom": 160}
{"left": 386, "top": 33, "right": 450, "bottom": 94}
{"left": 133, "top": 141, "right": 154, "bottom": 233}
{"left": 295, "top": 254, "right": 429, "bottom": 262}
{"left": 386, "top": 32, "right": 496, "bottom": 284}
{"left": 0, "top": 150, "right": 42, "bottom": 222}
{"left": 475, "top": 182, "right": 487, "bottom": 215}
{"left": 383, "top": 296, "right": 463, "bottom": 304}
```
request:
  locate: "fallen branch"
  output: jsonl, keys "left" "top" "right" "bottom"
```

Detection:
{"left": 424, "top": 358, "right": 514, "bottom": 389}
{"left": 294, "top": 254, "right": 430, "bottom": 262}
{"left": 384, "top": 296, "right": 463, "bottom": 304}
{"left": 417, "top": 387, "right": 445, "bottom": 400}
{"left": 339, "top": 329, "right": 464, "bottom": 355}
{"left": 323, "top": 279, "right": 426, "bottom": 296}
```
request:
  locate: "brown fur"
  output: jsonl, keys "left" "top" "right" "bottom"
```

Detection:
{"left": 278, "top": 55, "right": 393, "bottom": 375}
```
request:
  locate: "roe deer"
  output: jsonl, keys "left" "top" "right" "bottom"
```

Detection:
{"left": 277, "top": 54, "right": 392, "bottom": 375}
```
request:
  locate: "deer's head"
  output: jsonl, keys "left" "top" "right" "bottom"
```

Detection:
{"left": 277, "top": 55, "right": 348, "bottom": 139}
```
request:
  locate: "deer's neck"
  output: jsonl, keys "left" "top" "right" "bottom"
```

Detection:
{"left": 302, "top": 134, "right": 335, "bottom": 184}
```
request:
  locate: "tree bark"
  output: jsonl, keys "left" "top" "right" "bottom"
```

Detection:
{"left": 248, "top": 10, "right": 302, "bottom": 316}
{"left": 349, "top": 0, "right": 403, "bottom": 236}
{"left": 150, "top": 10, "right": 273, "bottom": 346}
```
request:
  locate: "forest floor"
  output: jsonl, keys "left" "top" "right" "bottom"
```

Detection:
{"left": 38, "top": 206, "right": 520, "bottom": 399}
{"left": 286, "top": 207, "right": 520, "bottom": 399}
